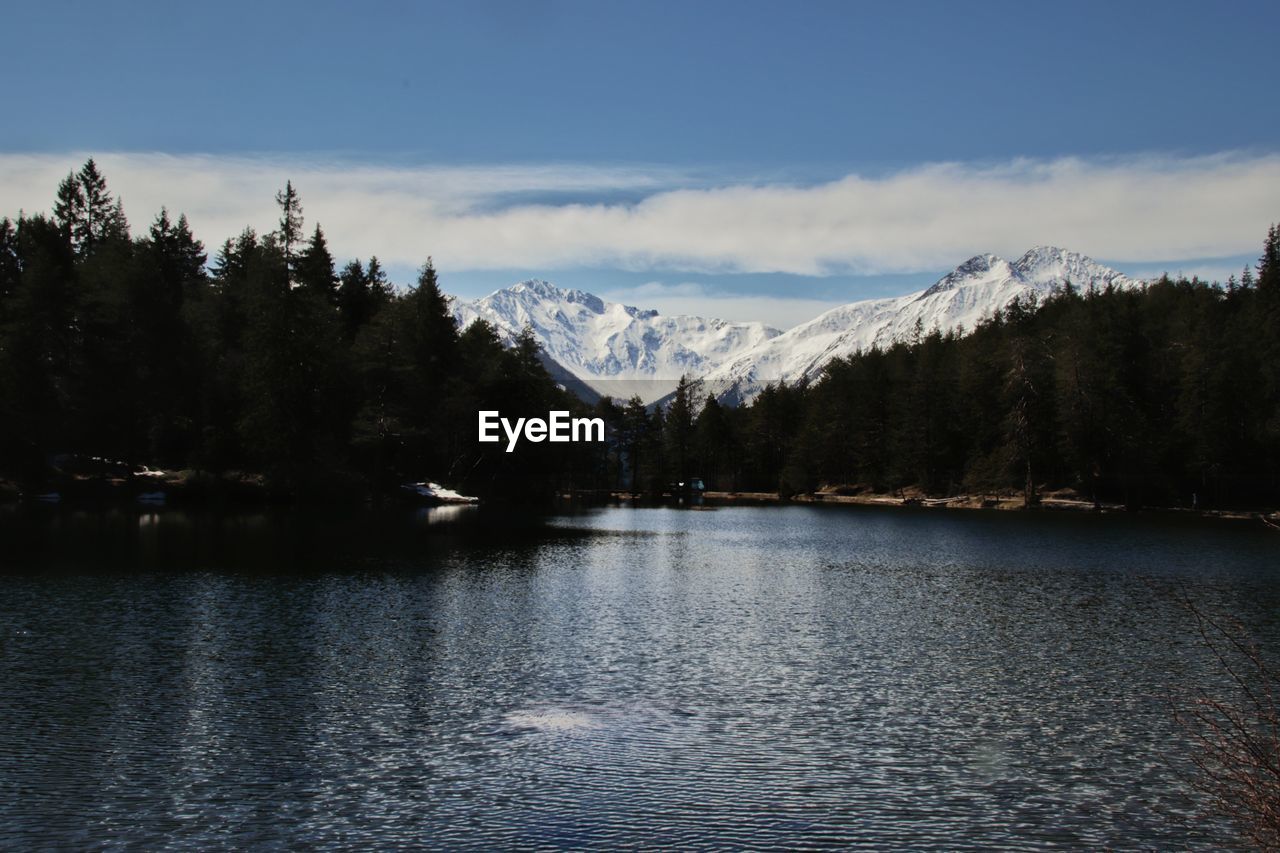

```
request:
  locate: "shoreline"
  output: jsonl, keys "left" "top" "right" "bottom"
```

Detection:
{"left": 604, "top": 488, "right": 1280, "bottom": 526}
{"left": 696, "top": 489, "right": 1278, "bottom": 524}
{"left": 4, "top": 473, "right": 1277, "bottom": 528}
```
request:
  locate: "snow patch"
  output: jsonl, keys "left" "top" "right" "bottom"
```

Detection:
{"left": 400, "top": 482, "right": 479, "bottom": 504}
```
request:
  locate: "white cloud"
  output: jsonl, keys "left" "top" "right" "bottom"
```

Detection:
{"left": 603, "top": 281, "right": 841, "bottom": 329}
{"left": 1127, "top": 260, "right": 1255, "bottom": 284}
{"left": 1, "top": 151, "right": 1276, "bottom": 278}
{"left": 626, "top": 281, "right": 707, "bottom": 298}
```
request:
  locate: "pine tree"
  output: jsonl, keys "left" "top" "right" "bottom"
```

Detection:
{"left": 104, "top": 197, "right": 129, "bottom": 244}
{"left": 694, "top": 393, "right": 734, "bottom": 489}
{"left": 127, "top": 208, "right": 206, "bottom": 463}
{"left": 274, "top": 180, "right": 304, "bottom": 283}
{"left": 1254, "top": 224, "right": 1280, "bottom": 497}
{"left": 237, "top": 236, "right": 345, "bottom": 489}
{"left": 172, "top": 215, "right": 208, "bottom": 295}
{"left": 350, "top": 293, "right": 411, "bottom": 487}
{"left": 620, "top": 395, "right": 650, "bottom": 490}
{"left": 664, "top": 374, "right": 697, "bottom": 483}
{"left": 52, "top": 159, "right": 128, "bottom": 256}
{"left": 366, "top": 256, "right": 391, "bottom": 300}
{"left": 53, "top": 171, "right": 84, "bottom": 250}
{"left": 1258, "top": 224, "right": 1280, "bottom": 294}
{"left": 206, "top": 227, "right": 260, "bottom": 367}
{"left": 336, "top": 256, "right": 393, "bottom": 341}
{"left": 77, "top": 158, "right": 127, "bottom": 253}
{"left": 296, "top": 224, "right": 337, "bottom": 301}
{"left": 0, "top": 218, "right": 18, "bottom": 310}
{"left": 148, "top": 208, "right": 207, "bottom": 298}
{"left": 511, "top": 324, "right": 543, "bottom": 376}
{"left": 388, "top": 258, "right": 462, "bottom": 476}
{"left": 77, "top": 158, "right": 110, "bottom": 236}
{"left": 405, "top": 257, "right": 459, "bottom": 375}
{"left": 174, "top": 216, "right": 204, "bottom": 272}
{"left": 1006, "top": 335, "right": 1041, "bottom": 506}
{"left": 211, "top": 228, "right": 256, "bottom": 286}
{"left": 337, "top": 259, "right": 369, "bottom": 339}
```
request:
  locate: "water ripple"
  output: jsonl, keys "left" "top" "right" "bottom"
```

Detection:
{"left": 1, "top": 505, "right": 1274, "bottom": 848}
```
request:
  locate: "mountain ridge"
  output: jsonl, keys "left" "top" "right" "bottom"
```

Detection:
{"left": 449, "top": 247, "right": 1142, "bottom": 406}
{"left": 451, "top": 279, "right": 782, "bottom": 403}
{"left": 697, "top": 245, "right": 1141, "bottom": 404}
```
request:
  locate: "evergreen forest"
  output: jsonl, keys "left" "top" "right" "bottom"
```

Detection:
{"left": 2, "top": 161, "right": 1277, "bottom": 511}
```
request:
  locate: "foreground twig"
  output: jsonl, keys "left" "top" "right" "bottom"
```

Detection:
{"left": 1172, "top": 593, "right": 1280, "bottom": 848}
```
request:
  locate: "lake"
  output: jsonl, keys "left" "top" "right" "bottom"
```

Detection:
{"left": 1, "top": 503, "right": 1277, "bottom": 849}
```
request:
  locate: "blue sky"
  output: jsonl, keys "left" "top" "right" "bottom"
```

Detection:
{"left": 5, "top": 0, "right": 1278, "bottom": 325}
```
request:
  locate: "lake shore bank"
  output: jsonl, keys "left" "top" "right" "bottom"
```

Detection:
{"left": 5, "top": 469, "right": 1277, "bottom": 528}
{"left": 607, "top": 487, "right": 1279, "bottom": 526}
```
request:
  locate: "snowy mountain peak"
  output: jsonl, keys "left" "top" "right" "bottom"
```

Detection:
{"left": 916, "top": 247, "right": 1132, "bottom": 301}
{"left": 452, "top": 279, "right": 781, "bottom": 403}
{"left": 920, "top": 253, "right": 1012, "bottom": 297}
{"left": 507, "top": 279, "right": 608, "bottom": 314}
{"left": 1012, "top": 246, "right": 1132, "bottom": 290}
{"left": 503, "top": 278, "right": 659, "bottom": 320}
{"left": 449, "top": 247, "right": 1140, "bottom": 407}
{"left": 1014, "top": 245, "right": 1073, "bottom": 272}
{"left": 698, "top": 246, "right": 1145, "bottom": 405}
{"left": 956, "top": 252, "right": 1006, "bottom": 275}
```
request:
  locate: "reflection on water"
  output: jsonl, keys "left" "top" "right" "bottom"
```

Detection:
{"left": 0, "top": 504, "right": 1276, "bottom": 848}
{"left": 413, "top": 504, "right": 479, "bottom": 525}
{"left": 503, "top": 707, "right": 604, "bottom": 733}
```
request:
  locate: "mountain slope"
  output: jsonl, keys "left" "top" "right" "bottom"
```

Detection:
{"left": 449, "top": 248, "right": 1139, "bottom": 407}
{"left": 452, "top": 279, "right": 782, "bottom": 403}
{"left": 699, "top": 247, "right": 1141, "bottom": 404}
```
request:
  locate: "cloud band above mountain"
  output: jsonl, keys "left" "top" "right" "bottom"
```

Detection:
{"left": 2, "top": 151, "right": 1276, "bottom": 276}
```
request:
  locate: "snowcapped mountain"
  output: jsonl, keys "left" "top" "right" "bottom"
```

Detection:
{"left": 451, "top": 279, "right": 782, "bottom": 403}
{"left": 447, "top": 248, "right": 1139, "bottom": 407}
{"left": 699, "top": 246, "right": 1141, "bottom": 404}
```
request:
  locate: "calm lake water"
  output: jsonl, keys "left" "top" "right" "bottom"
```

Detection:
{"left": 1, "top": 503, "right": 1277, "bottom": 849}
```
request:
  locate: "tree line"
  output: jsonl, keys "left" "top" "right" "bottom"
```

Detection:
{"left": 2, "top": 160, "right": 1277, "bottom": 510}
{"left": 0, "top": 160, "right": 595, "bottom": 501}
{"left": 607, "top": 226, "right": 1280, "bottom": 510}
